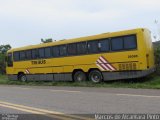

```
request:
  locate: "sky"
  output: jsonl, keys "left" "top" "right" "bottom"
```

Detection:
{"left": 0, "top": 0, "right": 160, "bottom": 48}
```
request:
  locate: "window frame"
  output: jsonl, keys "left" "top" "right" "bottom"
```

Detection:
{"left": 110, "top": 34, "right": 137, "bottom": 52}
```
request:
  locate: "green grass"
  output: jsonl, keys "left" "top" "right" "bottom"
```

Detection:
{"left": 1, "top": 74, "right": 160, "bottom": 89}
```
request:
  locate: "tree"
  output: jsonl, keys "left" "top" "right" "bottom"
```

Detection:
{"left": 0, "top": 44, "right": 11, "bottom": 53}
{"left": 0, "top": 53, "right": 6, "bottom": 74}
{"left": 0, "top": 44, "right": 11, "bottom": 74}
{"left": 154, "top": 20, "right": 160, "bottom": 41}
{"left": 153, "top": 20, "right": 160, "bottom": 74}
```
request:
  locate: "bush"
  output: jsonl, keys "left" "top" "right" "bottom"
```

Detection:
{"left": 0, "top": 53, "right": 6, "bottom": 74}
{"left": 154, "top": 45, "right": 160, "bottom": 74}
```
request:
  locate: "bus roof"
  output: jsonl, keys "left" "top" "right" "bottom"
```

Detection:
{"left": 8, "top": 28, "right": 148, "bottom": 52}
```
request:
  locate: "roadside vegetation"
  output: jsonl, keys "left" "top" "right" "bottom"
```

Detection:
{"left": 1, "top": 73, "right": 160, "bottom": 89}
{"left": 0, "top": 44, "right": 11, "bottom": 74}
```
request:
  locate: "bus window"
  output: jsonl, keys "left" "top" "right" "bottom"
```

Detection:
{"left": 26, "top": 50, "right": 32, "bottom": 60}
{"left": 52, "top": 46, "right": 59, "bottom": 57}
{"left": 7, "top": 53, "right": 13, "bottom": 67}
{"left": 111, "top": 37, "right": 123, "bottom": 51}
{"left": 77, "top": 42, "right": 87, "bottom": 55}
{"left": 99, "top": 39, "right": 110, "bottom": 52}
{"left": 20, "top": 51, "right": 26, "bottom": 60}
{"left": 45, "top": 47, "right": 52, "bottom": 58}
{"left": 68, "top": 43, "right": 77, "bottom": 55}
{"left": 59, "top": 45, "right": 67, "bottom": 56}
{"left": 38, "top": 48, "right": 45, "bottom": 58}
{"left": 124, "top": 35, "right": 137, "bottom": 50}
{"left": 88, "top": 41, "right": 99, "bottom": 53}
{"left": 13, "top": 52, "right": 19, "bottom": 61}
{"left": 32, "top": 49, "right": 38, "bottom": 59}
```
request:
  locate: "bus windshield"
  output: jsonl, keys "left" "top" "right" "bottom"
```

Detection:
{"left": 7, "top": 53, "right": 13, "bottom": 67}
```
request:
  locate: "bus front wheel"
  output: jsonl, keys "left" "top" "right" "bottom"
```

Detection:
{"left": 73, "top": 71, "right": 86, "bottom": 82}
{"left": 18, "top": 74, "right": 27, "bottom": 82}
{"left": 89, "top": 70, "right": 103, "bottom": 83}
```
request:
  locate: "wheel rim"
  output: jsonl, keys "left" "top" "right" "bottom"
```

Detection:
{"left": 74, "top": 71, "right": 86, "bottom": 82}
{"left": 21, "top": 75, "right": 27, "bottom": 82}
{"left": 77, "top": 74, "right": 84, "bottom": 82}
{"left": 91, "top": 73, "right": 101, "bottom": 83}
{"left": 77, "top": 76, "right": 82, "bottom": 81}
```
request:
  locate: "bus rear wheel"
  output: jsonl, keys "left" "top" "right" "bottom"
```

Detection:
{"left": 73, "top": 71, "right": 86, "bottom": 82}
{"left": 89, "top": 70, "right": 103, "bottom": 83}
{"left": 18, "top": 74, "right": 27, "bottom": 82}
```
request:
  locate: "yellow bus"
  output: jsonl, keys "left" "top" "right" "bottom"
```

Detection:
{"left": 6, "top": 28, "right": 155, "bottom": 83}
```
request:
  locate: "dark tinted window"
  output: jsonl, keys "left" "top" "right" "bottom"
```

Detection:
{"left": 32, "top": 49, "right": 38, "bottom": 59}
{"left": 13, "top": 52, "right": 19, "bottom": 61}
{"left": 59, "top": 45, "right": 67, "bottom": 56}
{"left": 52, "top": 46, "right": 59, "bottom": 57}
{"left": 68, "top": 43, "right": 77, "bottom": 55}
{"left": 20, "top": 51, "right": 26, "bottom": 60}
{"left": 26, "top": 50, "right": 32, "bottom": 60}
{"left": 7, "top": 53, "right": 13, "bottom": 67}
{"left": 88, "top": 41, "right": 99, "bottom": 53}
{"left": 45, "top": 47, "right": 52, "bottom": 58}
{"left": 99, "top": 39, "right": 110, "bottom": 52}
{"left": 124, "top": 35, "right": 137, "bottom": 49}
{"left": 111, "top": 37, "right": 123, "bottom": 51}
{"left": 77, "top": 42, "right": 87, "bottom": 54}
{"left": 38, "top": 48, "right": 45, "bottom": 58}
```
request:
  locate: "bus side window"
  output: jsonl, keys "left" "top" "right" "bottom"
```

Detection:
{"left": 7, "top": 53, "right": 13, "bottom": 67}
{"left": 77, "top": 42, "right": 87, "bottom": 55}
{"left": 26, "top": 50, "right": 32, "bottom": 60}
{"left": 45, "top": 47, "right": 52, "bottom": 58}
{"left": 68, "top": 43, "right": 77, "bottom": 55}
{"left": 88, "top": 40, "right": 99, "bottom": 53}
{"left": 99, "top": 39, "right": 110, "bottom": 52}
{"left": 52, "top": 46, "right": 59, "bottom": 57}
{"left": 38, "top": 48, "right": 45, "bottom": 58}
{"left": 59, "top": 45, "right": 67, "bottom": 56}
{"left": 13, "top": 52, "right": 20, "bottom": 61}
{"left": 20, "top": 51, "right": 26, "bottom": 61}
{"left": 111, "top": 37, "right": 123, "bottom": 51}
{"left": 124, "top": 35, "right": 137, "bottom": 50}
{"left": 32, "top": 49, "right": 38, "bottom": 59}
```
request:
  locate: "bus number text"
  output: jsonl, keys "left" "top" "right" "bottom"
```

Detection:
{"left": 128, "top": 55, "right": 138, "bottom": 58}
{"left": 31, "top": 60, "right": 46, "bottom": 65}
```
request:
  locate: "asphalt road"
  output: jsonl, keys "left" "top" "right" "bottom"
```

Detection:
{"left": 0, "top": 85, "right": 160, "bottom": 119}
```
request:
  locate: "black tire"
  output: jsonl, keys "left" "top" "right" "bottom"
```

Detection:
{"left": 89, "top": 70, "right": 103, "bottom": 83}
{"left": 73, "top": 71, "right": 86, "bottom": 82}
{"left": 18, "top": 74, "right": 27, "bottom": 82}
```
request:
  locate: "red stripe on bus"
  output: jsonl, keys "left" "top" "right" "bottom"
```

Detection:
{"left": 101, "top": 56, "right": 116, "bottom": 70}
{"left": 98, "top": 59, "right": 110, "bottom": 70}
